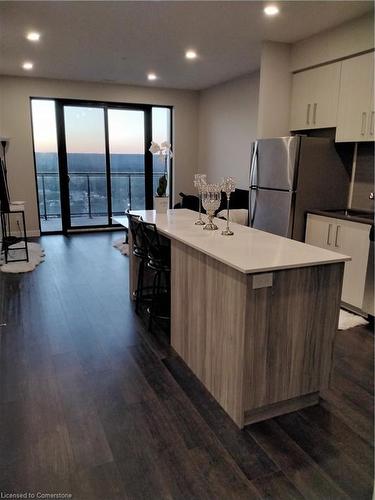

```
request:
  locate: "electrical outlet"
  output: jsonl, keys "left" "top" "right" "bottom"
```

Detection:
{"left": 252, "top": 273, "right": 273, "bottom": 289}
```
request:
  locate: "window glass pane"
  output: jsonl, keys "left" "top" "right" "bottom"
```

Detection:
{"left": 152, "top": 107, "right": 172, "bottom": 197}
{"left": 64, "top": 106, "right": 108, "bottom": 227}
{"left": 108, "top": 109, "right": 145, "bottom": 212}
{"left": 31, "top": 99, "right": 62, "bottom": 232}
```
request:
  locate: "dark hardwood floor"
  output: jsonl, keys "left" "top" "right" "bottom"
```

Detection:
{"left": 0, "top": 232, "right": 373, "bottom": 499}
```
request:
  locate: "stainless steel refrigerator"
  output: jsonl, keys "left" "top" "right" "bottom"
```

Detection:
{"left": 249, "top": 136, "right": 349, "bottom": 241}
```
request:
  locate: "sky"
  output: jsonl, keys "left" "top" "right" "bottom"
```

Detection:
{"left": 31, "top": 99, "right": 170, "bottom": 154}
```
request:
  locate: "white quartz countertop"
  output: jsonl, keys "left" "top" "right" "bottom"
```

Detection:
{"left": 114, "top": 209, "right": 350, "bottom": 274}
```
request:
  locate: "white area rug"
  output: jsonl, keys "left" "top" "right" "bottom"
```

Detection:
{"left": 0, "top": 242, "right": 45, "bottom": 273}
{"left": 338, "top": 309, "right": 369, "bottom": 330}
{"left": 113, "top": 238, "right": 129, "bottom": 256}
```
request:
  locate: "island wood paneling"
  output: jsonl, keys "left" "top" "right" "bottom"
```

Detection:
{"left": 171, "top": 236, "right": 344, "bottom": 428}
{"left": 243, "top": 263, "right": 344, "bottom": 416}
{"left": 171, "top": 239, "right": 248, "bottom": 427}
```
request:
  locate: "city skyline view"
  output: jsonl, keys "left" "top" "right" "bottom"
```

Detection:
{"left": 31, "top": 99, "right": 172, "bottom": 230}
{"left": 31, "top": 99, "right": 171, "bottom": 154}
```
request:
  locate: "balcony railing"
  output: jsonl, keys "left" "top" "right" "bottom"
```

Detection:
{"left": 37, "top": 171, "right": 162, "bottom": 221}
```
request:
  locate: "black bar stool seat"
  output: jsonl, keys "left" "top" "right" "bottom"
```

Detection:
{"left": 126, "top": 212, "right": 152, "bottom": 314}
{"left": 141, "top": 221, "right": 171, "bottom": 333}
{"left": 147, "top": 246, "right": 170, "bottom": 272}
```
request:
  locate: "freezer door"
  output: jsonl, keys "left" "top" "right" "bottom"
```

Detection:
{"left": 249, "top": 188, "right": 295, "bottom": 238}
{"left": 254, "top": 137, "right": 300, "bottom": 190}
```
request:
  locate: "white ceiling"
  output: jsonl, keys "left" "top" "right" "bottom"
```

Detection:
{"left": 0, "top": 1, "right": 373, "bottom": 90}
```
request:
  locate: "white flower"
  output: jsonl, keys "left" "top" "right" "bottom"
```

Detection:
{"left": 149, "top": 141, "right": 160, "bottom": 154}
{"left": 150, "top": 140, "right": 173, "bottom": 159}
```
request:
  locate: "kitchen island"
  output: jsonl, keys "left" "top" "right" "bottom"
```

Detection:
{"left": 117, "top": 209, "right": 350, "bottom": 428}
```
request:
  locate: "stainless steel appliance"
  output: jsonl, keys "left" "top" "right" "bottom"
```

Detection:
{"left": 249, "top": 136, "right": 350, "bottom": 241}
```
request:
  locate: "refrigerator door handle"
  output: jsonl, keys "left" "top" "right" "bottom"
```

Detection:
{"left": 249, "top": 141, "right": 258, "bottom": 188}
{"left": 249, "top": 187, "right": 258, "bottom": 227}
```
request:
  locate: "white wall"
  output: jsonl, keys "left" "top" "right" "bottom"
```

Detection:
{"left": 197, "top": 73, "right": 259, "bottom": 188}
{"left": 257, "top": 42, "right": 292, "bottom": 139}
{"left": 291, "top": 13, "right": 374, "bottom": 71}
{"left": 1, "top": 13, "right": 373, "bottom": 236}
{"left": 0, "top": 75, "right": 199, "bottom": 234}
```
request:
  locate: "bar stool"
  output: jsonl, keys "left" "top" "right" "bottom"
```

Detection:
{"left": 126, "top": 212, "right": 149, "bottom": 314}
{"left": 141, "top": 221, "right": 171, "bottom": 333}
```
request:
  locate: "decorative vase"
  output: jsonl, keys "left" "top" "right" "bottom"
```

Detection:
{"left": 201, "top": 184, "right": 221, "bottom": 230}
{"left": 221, "top": 176, "right": 236, "bottom": 236}
{"left": 193, "top": 173, "right": 207, "bottom": 225}
{"left": 154, "top": 196, "right": 169, "bottom": 213}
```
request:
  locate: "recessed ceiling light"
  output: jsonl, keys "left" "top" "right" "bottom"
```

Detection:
{"left": 22, "top": 61, "right": 33, "bottom": 70}
{"left": 185, "top": 50, "right": 197, "bottom": 60}
{"left": 147, "top": 73, "right": 157, "bottom": 81}
{"left": 26, "top": 31, "right": 40, "bottom": 42}
{"left": 264, "top": 5, "right": 279, "bottom": 16}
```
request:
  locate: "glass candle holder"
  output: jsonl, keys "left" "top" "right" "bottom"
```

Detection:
{"left": 221, "top": 176, "right": 236, "bottom": 236}
{"left": 201, "top": 184, "right": 221, "bottom": 230}
{"left": 193, "top": 173, "right": 207, "bottom": 225}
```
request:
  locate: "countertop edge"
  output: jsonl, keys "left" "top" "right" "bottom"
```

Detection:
{"left": 119, "top": 211, "right": 350, "bottom": 275}
{"left": 156, "top": 230, "right": 351, "bottom": 274}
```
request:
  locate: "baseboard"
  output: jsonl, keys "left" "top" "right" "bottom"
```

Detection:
{"left": 9, "top": 229, "right": 41, "bottom": 238}
{"left": 244, "top": 392, "right": 320, "bottom": 426}
{"left": 28, "top": 230, "right": 41, "bottom": 237}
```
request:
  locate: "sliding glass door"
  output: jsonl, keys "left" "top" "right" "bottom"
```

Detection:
{"left": 31, "top": 98, "right": 172, "bottom": 233}
{"left": 107, "top": 108, "right": 146, "bottom": 212}
{"left": 58, "top": 102, "right": 151, "bottom": 231}
{"left": 63, "top": 105, "right": 109, "bottom": 227}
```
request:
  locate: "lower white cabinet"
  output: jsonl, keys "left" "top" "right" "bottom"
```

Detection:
{"left": 305, "top": 213, "right": 371, "bottom": 309}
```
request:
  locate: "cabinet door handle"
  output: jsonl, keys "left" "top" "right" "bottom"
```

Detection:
{"left": 306, "top": 103, "right": 311, "bottom": 125}
{"left": 361, "top": 112, "right": 367, "bottom": 135}
{"left": 327, "top": 224, "right": 332, "bottom": 246}
{"left": 335, "top": 225, "right": 341, "bottom": 248}
{"left": 313, "top": 103, "right": 317, "bottom": 125}
{"left": 370, "top": 111, "right": 374, "bottom": 136}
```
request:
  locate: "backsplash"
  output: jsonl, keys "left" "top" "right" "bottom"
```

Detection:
{"left": 301, "top": 129, "right": 374, "bottom": 212}
{"left": 352, "top": 143, "right": 374, "bottom": 212}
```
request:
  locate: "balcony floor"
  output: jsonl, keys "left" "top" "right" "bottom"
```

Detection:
{"left": 41, "top": 216, "right": 109, "bottom": 232}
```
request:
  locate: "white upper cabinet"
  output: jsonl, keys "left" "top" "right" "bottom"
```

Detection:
{"left": 289, "top": 70, "right": 314, "bottom": 131}
{"left": 290, "top": 62, "right": 341, "bottom": 131}
{"left": 335, "top": 52, "right": 374, "bottom": 142}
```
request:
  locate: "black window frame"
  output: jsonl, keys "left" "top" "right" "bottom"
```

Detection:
{"left": 30, "top": 96, "right": 173, "bottom": 234}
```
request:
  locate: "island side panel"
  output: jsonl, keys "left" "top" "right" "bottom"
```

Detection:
{"left": 171, "top": 239, "right": 248, "bottom": 427}
{"left": 243, "top": 262, "right": 344, "bottom": 421}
